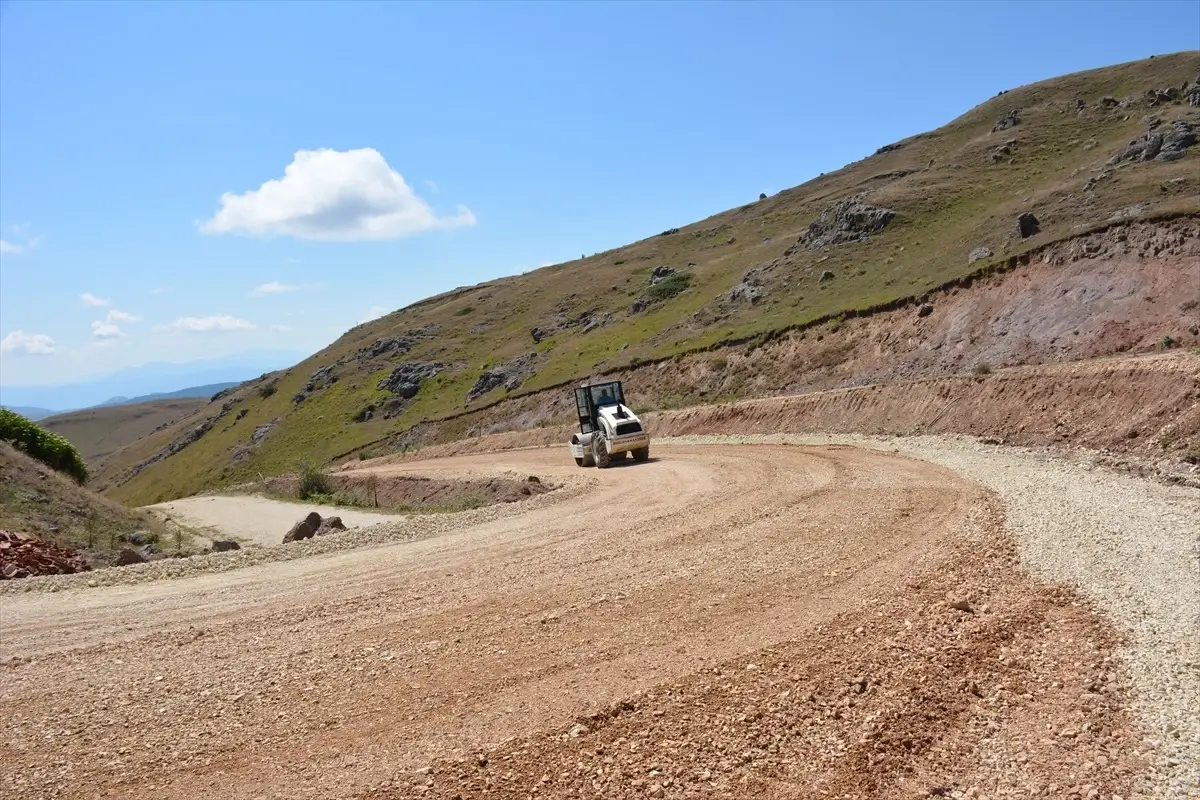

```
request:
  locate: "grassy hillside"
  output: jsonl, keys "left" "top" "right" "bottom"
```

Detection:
{"left": 0, "top": 441, "right": 181, "bottom": 558}
{"left": 98, "top": 52, "right": 1200, "bottom": 505}
{"left": 41, "top": 397, "right": 209, "bottom": 464}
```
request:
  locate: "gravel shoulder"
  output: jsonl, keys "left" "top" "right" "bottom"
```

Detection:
{"left": 146, "top": 495, "right": 401, "bottom": 548}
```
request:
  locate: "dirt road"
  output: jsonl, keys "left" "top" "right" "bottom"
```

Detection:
{"left": 147, "top": 495, "right": 399, "bottom": 548}
{"left": 0, "top": 443, "right": 1159, "bottom": 799}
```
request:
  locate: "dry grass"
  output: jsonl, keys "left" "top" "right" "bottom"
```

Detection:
{"left": 41, "top": 398, "right": 208, "bottom": 463}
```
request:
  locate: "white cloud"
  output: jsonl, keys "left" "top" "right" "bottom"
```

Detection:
{"left": 169, "top": 314, "right": 255, "bottom": 333}
{"left": 199, "top": 147, "right": 476, "bottom": 242}
{"left": 250, "top": 281, "right": 311, "bottom": 296}
{"left": 81, "top": 292, "right": 111, "bottom": 307}
{"left": 0, "top": 330, "right": 57, "bottom": 355}
{"left": 106, "top": 309, "right": 141, "bottom": 323}
{"left": 91, "top": 321, "right": 123, "bottom": 339}
{"left": 359, "top": 305, "right": 388, "bottom": 324}
{"left": 0, "top": 224, "right": 42, "bottom": 256}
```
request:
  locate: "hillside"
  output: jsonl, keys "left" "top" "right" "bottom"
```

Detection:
{"left": 0, "top": 441, "right": 180, "bottom": 563}
{"left": 95, "top": 52, "right": 1200, "bottom": 505}
{"left": 41, "top": 397, "right": 210, "bottom": 464}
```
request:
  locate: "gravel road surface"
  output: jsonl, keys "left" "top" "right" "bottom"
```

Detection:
{"left": 1, "top": 439, "right": 1195, "bottom": 799}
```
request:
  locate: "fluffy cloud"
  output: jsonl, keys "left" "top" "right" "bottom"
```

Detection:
{"left": 199, "top": 148, "right": 476, "bottom": 242}
{"left": 91, "top": 321, "right": 123, "bottom": 340}
{"left": 0, "top": 330, "right": 57, "bottom": 355}
{"left": 0, "top": 240, "right": 22, "bottom": 255}
{"left": 106, "top": 309, "right": 141, "bottom": 323}
{"left": 169, "top": 315, "right": 255, "bottom": 333}
{"left": 81, "top": 292, "right": 111, "bottom": 307}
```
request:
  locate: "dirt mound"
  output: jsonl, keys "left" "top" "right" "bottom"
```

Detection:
{"left": 0, "top": 530, "right": 92, "bottom": 579}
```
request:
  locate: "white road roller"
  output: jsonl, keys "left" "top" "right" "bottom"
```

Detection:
{"left": 568, "top": 380, "right": 650, "bottom": 468}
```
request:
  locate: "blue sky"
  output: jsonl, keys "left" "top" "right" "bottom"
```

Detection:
{"left": 2, "top": 0, "right": 1197, "bottom": 387}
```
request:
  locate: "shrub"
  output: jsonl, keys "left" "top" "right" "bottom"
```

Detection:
{"left": 0, "top": 409, "right": 88, "bottom": 483}
{"left": 973, "top": 362, "right": 993, "bottom": 375}
{"left": 258, "top": 381, "right": 278, "bottom": 398}
{"left": 646, "top": 273, "right": 692, "bottom": 302}
{"left": 296, "top": 459, "right": 333, "bottom": 500}
{"left": 454, "top": 306, "right": 475, "bottom": 317}
{"left": 1160, "top": 335, "right": 1177, "bottom": 350}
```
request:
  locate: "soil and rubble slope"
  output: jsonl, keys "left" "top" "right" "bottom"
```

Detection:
{"left": 87, "top": 52, "right": 1199, "bottom": 505}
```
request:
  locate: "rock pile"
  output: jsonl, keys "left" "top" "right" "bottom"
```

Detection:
{"left": 793, "top": 194, "right": 896, "bottom": 250}
{"left": 728, "top": 268, "right": 766, "bottom": 305}
{"left": 0, "top": 530, "right": 91, "bottom": 579}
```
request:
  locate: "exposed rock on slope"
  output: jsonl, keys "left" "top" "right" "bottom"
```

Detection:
{"left": 793, "top": 193, "right": 896, "bottom": 250}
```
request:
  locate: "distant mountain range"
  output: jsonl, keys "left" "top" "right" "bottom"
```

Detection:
{"left": 0, "top": 349, "right": 304, "bottom": 414}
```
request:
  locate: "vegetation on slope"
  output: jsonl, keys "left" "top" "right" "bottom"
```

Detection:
{"left": 0, "top": 441, "right": 180, "bottom": 557}
{"left": 0, "top": 409, "right": 89, "bottom": 484}
{"left": 97, "top": 52, "right": 1200, "bottom": 505}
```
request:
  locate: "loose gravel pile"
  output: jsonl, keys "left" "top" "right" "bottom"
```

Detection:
{"left": 672, "top": 433, "right": 1200, "bottom": 799}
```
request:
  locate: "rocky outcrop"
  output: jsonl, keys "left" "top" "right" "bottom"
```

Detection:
{"left": 728, "top": 269, "right": 766, "bottom": 305}
{"left": 283, "top": 512, "right": 323, "bottom": 544}
{"left": 968, "top": 247, "right": 993, "bottom": 264}
{"left": 211, "top": 539, "right": 241, "bottom": 552}
{"left": 467, "top": 353, "right": 538, "bottom": 403}
{"left": 650, "top": 265, "right": 677, "bottom": 285}
{"left": 0, "top": 530, "right": 92, "bottom": 579}
{"left": 1107, "top": 121, "right": 1197, "bottom": 164}
{"left": 992, "top": 109, "right": 1021, "bottom": 132}
{"left": 794, "top": 194, "right": 895, "bottom": 250}
{"left": 377, "top": 362, "right": 444, "bottom": 398}
{"left": 1017, "top": 212, "right": 1040, "bottom": 238}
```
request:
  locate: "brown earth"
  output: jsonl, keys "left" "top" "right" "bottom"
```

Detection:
{"left": 0, "top": 444, "right": 1140, "bottom": 799}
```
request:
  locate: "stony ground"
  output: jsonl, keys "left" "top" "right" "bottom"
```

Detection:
{"left": 1, "top": 439, "right": 1196, "bottom": 799}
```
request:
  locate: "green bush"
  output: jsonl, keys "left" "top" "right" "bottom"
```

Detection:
{"left": 646, "top": 273, "right": 692, "bottom": 302}
{"left": 258, "top": 381, "right": 278, "bottom": 398}
{"left": 296, "top": 459, "right": 333, "bottom": 499}
{"left": 0, "top": 409, "right": 89, "bottom": 483}
{"left": 454, "top": 306, "right": 475, "bottom": 317}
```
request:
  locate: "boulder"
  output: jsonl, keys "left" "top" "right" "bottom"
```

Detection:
{"left": 211, "top": 539, "right": 241, "bottom": 552}
{"left": 1017, "top": 212, "right": 1040, "bottom": 239}
{"left": 968, "top": 246, "right": 993, "bottom": 264}
{"left": 1107, "top": 121, "right": 1197, "bottom": 164}
{"left": 315, "top": 517, "right": 347, "bottom": 536}
{"left": 283, "top": 512, "right": 324, "bottom": 544}
{"left": 918, "top": 303, "right": 934, "bottom": 318}
{"left": 649, "top": 265, "right": 677, "bottom": 285}
{"left": 114, "top": 547, "right": 147, "bottom": 566}
{"left": 819, "top": 270, "right": 835, "bottom": 282}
